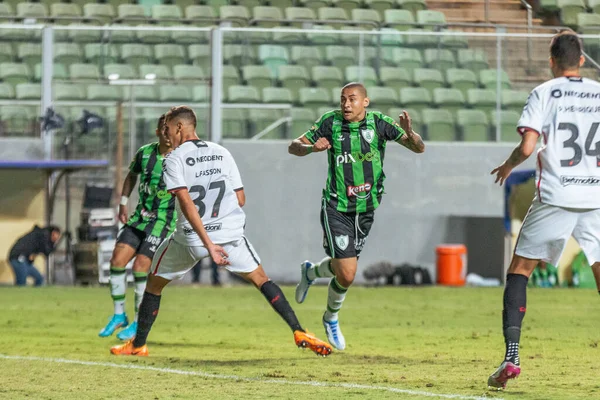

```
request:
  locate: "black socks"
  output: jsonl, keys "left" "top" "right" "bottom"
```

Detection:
{"left": 133, "top": 292, "right": 161, "bottom": 348}
{"left": 502, "top": 273, "right": 529, "bottom": 365}
{"left": 260, "top": 281, "right": 303, "bottom": 332}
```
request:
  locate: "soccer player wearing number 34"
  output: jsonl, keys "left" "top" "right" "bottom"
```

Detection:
{"left": 488, "top": 31, "right": 600, "bottom": 389}
{"left": 111, "top": 106, "right": 332, "bottom": 357}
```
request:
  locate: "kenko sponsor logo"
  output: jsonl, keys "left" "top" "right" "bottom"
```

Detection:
{"left": 186, "top": 155, "right": 223, "bottom": 166}
{"left": 347, "top": 183, "right": 372, "bottom": 198}
{"left": 560, "top": 176, "right": 600, "bottom": 186}
{"left": 552, "top": 89, "right": 600, "bottom": 99}
{"left": 336, "top": 151, "right": 379, "bottom": 166}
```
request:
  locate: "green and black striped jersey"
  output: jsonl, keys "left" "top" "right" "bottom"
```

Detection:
{"left": 127, "top": 142, "right": 176, "bottom": 238}
{"left": 304, "top": 110, "right": 405, "bottom": 213}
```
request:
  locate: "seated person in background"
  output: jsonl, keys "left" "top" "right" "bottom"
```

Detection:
{"left": 7, "top": 225, "right": 61, "bottom": 286}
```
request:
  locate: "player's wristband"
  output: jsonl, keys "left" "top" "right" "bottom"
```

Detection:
{"left": 120, "top": 196, "right": 129, "bottom": 206}
{"left": 306, "top": 145, "right": 314, "bottom": 154}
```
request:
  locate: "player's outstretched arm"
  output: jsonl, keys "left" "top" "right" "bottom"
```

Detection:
{"left": 491, "top": 129, "right": 539, "bottom": 186}
{"left": 118, "top": 171, "right": 138, "bottom": 224}
{"left": 235, "top": 189, "right": 245, "bottom": 207}
{"left": 174, "top": 189, "right": 230, "bottom": 266}
{"left": 288, "top": 135, "right": 330, "bottom": 157}
{"left": 396, "top": 110, "right": 425, "bottom": 153}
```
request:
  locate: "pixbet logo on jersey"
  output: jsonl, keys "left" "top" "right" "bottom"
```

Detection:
{"left": 347, "top": 183, "right": 372, "bottom": 198}
{"left": 336, "top": 151, "right": 379, "bottom": 166}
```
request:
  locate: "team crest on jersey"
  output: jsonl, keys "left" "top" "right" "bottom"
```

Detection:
{"left": 361, "top": 129, "right": 374, "bottom": 143}
{"left": 335, "top": 235, "right": 349, "bottom": 251}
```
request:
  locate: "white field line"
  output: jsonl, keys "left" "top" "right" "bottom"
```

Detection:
{"left": 0, "top": 354, "right": 502, "bottom": 400}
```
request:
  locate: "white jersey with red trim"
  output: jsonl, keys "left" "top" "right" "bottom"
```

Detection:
{"left": 518, "top": 76, "right": 600, "bottom": 209}
{"left": 162, "top": 139, "right": 246, "bottom": 246}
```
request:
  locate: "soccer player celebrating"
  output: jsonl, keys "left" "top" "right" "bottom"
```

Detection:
{"left": 110, "top": 106, "right": 332, "bottom": 357}
{"left": 487, "top": 31, "right": 600, "bottom": 389}
{"left": 288, "top": 82, "right": 425, "bottom": 350}
{"left": 99, "top": 114, "right": 176, "bottom": 341}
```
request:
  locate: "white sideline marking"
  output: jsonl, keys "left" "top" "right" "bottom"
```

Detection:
{"left": 0, "top": 354, "right": 502, "bottom": 400}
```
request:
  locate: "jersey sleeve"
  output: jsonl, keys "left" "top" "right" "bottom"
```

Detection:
{"left": 162, "top": 153, "right": 187, "bottom": 193}
{"left": 375, "top": 113, "right": 406, "bottom": 141}
{"left": 303, "top": 113, "right": 334, "bottom": 144}
{"left": 517, "top": 88, "right": 543, "bottom": 135}
{"left": 128, "top": 147, "right": 143, "bottom": 174}
{"left": 226, "top": 151, "right": 243, "bottom": 191}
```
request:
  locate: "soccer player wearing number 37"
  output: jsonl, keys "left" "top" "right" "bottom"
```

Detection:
{"left": 111, "top": 106, "right": 332, "bottom": 357}
{"left": 488, "top": 31, "right": 600, "bottom": 390}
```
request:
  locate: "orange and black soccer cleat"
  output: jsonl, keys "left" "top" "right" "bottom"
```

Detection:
{"left": 110, "top": 339, "right": 149, "bottom": 357}
{"left": 294, "top": 330, "right": 333, "bottom": 357}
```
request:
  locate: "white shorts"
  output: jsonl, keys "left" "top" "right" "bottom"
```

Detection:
{"left": 150, "top": 234, "right": 261, "bottom": 281}
{"left": 515, "top": 199, "right": 600, "bottom": 266}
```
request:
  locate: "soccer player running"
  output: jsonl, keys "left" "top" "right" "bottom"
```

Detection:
{"left": 99, "top": 114, "right": 176, "bottom": 341}
{"left": 110, "top": 106, "right": 332, "bottom": 357}
{"left": 288, "top": 82, "right": 425, "bottom": 350}
{"left": 487, "top": 31, "right": 600, "bottom": 389}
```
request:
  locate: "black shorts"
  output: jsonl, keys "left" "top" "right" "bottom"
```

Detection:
{"left": 320, "top": 199, "right": 375, "bottom": 259}
{"left": 116, "top": 224, "right": 165, "bottom": 259}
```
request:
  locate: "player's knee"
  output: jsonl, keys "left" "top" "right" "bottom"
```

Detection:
{"left": 336, "top": 272, "right": 354, "bottom": 288}
{"left": 132, "top": 257, "right": 151, "bottom": 274}
{"left": 145, "top": 274, "right": 167, "bottom": 295}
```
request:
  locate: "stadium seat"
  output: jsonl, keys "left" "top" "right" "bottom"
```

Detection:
{"left": 252, "top": 6, "right": 283, "bottom": 28}
{"left": 589, "top": 0, "right": 600, "bottom": 13}
{"left": 228, "top": 85, "right": 260, "bottom": 103}
{"left": 502, "top": 90, "right": 528, "bottom": 113}
{"left": 117, "top": 4, "right": 148, "bottom": 25}
{"left": 158, "top": 85, "right": 193, "bottom": 102}
{"left": 433, "top": 88, "right": 465, "bottom": 117}
{"left": 351, "top": 9, "right": 381, "bottom": 28}
{"left": 278, "top": 65, "right": 310, "bottom": 99}
{"left": 392, "top": 47, "right": 423, "bottom": 72}
{"left": 222, "top": 108, "right": 248, "bottom": 139}
{"left": 332, "top": 0, "right": 362, "bottom": 17}
{"left": 83, "top": 3, "right": 115, "bottom": 25}
{"left": 192, "top": 85, "right": 209, "bottom": 102}
{"left": 139, "top": 64, "right": 172, "bottom": 80}
{"left": 0, "top": 42, "right": 12, "bottom": 64}
{"left": 345, "top": 66, "right": 378, "bottom": 87}
{"left": 15, "top": 83, "right": 41, "bottom": 100}
{"left": 368, "top": 86, "right": 399, "bottom": 110}
{"left": 105, "top": 27, "right": 135, "bottom": 44}
{"left": 417, "top": 10, "right": 446, "bottom": 30}
{"left": 456, "top": 109, "right": 489, "bottom": 142}
{"left": 272, "top": 26, "right": 306, "bottom": 44}
{"left": 404, "top": 28, "right": 439, "bottom": 48}
{"left": 306, "top": 25, "right": 339, "bottom": 45}
{"left": 380, "top": 67, "right": 411, "bottom": 88}
{"left": 69, "top": 63, "right": 101, "bottom": 81}
{"left": 17, "top": 2, "right": 48, "bottom": 19}
{"left": 84, "top": 44, "right": 119, "bottom": 65}
{"left": 66, "top": 23, "right": 103, "bottom": 43}
{"left": 35, "top": 63, "right": 68, "bottom": 82}
{"left": 390, "top": 107, "right": 421, "bottom": 132}
{"left": 17, "top": 43, "right": 41, "bottom": 70}
{"left": 224, "top": 45, "right": 256, "bottom": 69}
{"left": 0, "top": 63, "right": 31, "bottom": 85}
{"left": 173, "top": 65, "right": 205, "bottom": 82}
{"left": 491, "top": 110, "right": 521, "bottom": 142}
{"left": 413, "top": 68, "right": 445, "bottom": 94}
{"left": 136, "top": 26, "right": 172, "bottom": 44}
{"left": 121, "top": 44, "right": 153, "bottom": 69}
{"left": 54, "top": 83, "right": 86, "bottom": 101}
{"left": 104, "top": 64, "right": 137, "bottom": 80}
{"left": 422, "top": 108, "right": 455, "bottom": 141}
{"left": 457, "top": 49, "right": 489, "bottom": 73}
{"left": 0, "top": 105, "right": 36, "bottom": 135}
{"left": 380, "top": 28, "right": 405, "bottom": 49}
{"left": 263, "top": 87, "right": 294, "bottom": 103}
{"left": 185, "top": 5, "right": 217, "bottom": 27}
{"left": 299, "top": 87, "right": 331, "bottom": 108}
{"left": 0, "top": 23, "right": 35, "bottom": 41}
{"left": 290, "top": 107, "right": 316, "bottom": 137}
{"left": 399, "top": 87, "right": 431, "bottom": 115}
{"left": 446, "top": 68, "right": 478, "bottom": 97}
{"left": 155, "top": 44, "right": 186, "bottom": 69}
{"left": 222, "top": 65, "right": 241, "bottom": 94}
{"left": 312, "top": 66, "right": 344, "bottom": 91}
{"left": 0, "top": 3, "right": 11, "bottom": 17}
{"left": 424, "top": 48, "right": 456, "bottom": 71}
{"left": 242, "top": 65, "right": 272, "bottom": 91}
{"left": 557, "top": 0, "right": 586, "bottom": 28}
{"left": 318, "top": 7, "right": 349, "bottom": 23}
{"left": 248, "top": 108, "right": 285, "bottom": 139}
{"left": 50, "top": 3, "right": 82, "bottom": 24}
{"left": 220, "top": 5, "right": 250, "bottom": 26}
{"left": 172, "top": 28, "right": 211, "bottom": 45}
{"left": 123, "top": 86, "right": 157, "bottom": 101}
{"left": 298, "top": 0, "right": 329, "bottom": 14}
{"left": 0, "top": 83, "right": 14, "bottom": 99}
{"left": 397, "top": 0, "right": 427, "bottom": 15}
{"left": 383, "top": 9, "right": 415, "bottom": 30}
{"left": 440, "top": 30, "right": 469, "bottom": 49}
{"left": 577, "top": 13, "right": 600, "bottom": 34}
{"left": 539, "top": 0, "right": 559, "bottom": 12}
{"left": 87, "top": 84, "right": 122, "bottom": 101}
{"left": 285, "top": 7, "right": 317, "bottom": 28}
{"left": 326, "top": 46, "right": 357, "bottom": 70}
{"left": 479, "top": 69, "right": 511, "bottom": 90}
{"left": 258, "top": 45, "right": 289, "bottom": 78}
{"left": 151, "top": 4, "right": 183, "bottom": 25}
{"left": 54, "top": 43, "right": 83, "bottom": 65}
{"left": 364, "top": 0, "right": 395, "bottom": 20}
{"left": 189, "top": 44, "right": 211, "bottom": 71}
{"left": 291, "top": 46, "right": 322, "bottom": 70}
{"left": 467, "top": 88, "right": 497, "bottom": 117}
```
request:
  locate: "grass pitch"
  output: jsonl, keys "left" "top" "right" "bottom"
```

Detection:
{"left": 1, "top": 285, "right": 599, "bottom": 400}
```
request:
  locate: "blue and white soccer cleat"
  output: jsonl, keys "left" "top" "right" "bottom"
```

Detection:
{"left": 98, "top": 314, "right": 129, "bottom": 337}
{"left": 116, "top": 321, "right": 137, "bottom": 341}
{"left": 322, "top": 314, "right": 346, "bottom": 351}
{"left": 487, "top": 361, "right": 521, "bottom": 389}
{"left": 294, "top": 260, "right": 315, "bottom": 304}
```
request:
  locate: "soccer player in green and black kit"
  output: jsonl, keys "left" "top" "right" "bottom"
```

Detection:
{"left": 288, "top": 82, "right": 425, "bottom": 350}
{"left": 99, "top": 114, "right": 176, "bottom": 341}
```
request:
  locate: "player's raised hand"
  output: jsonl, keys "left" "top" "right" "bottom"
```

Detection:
{"left": 209, "top": 244, "right": 230, "bottom": 266}
{"left": 398, "top": 110, "right": 412, "bottom": 134}
{"left": 118, "top": 205, "right": 128, "bottom": 224}
{"left": 491, "top": 162, "right": 513, "bottom": 186}
{"left": 312, "top": 137, "right": 331, "bottom": 153}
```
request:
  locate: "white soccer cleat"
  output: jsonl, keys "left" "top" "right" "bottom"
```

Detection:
{"left": 295, "top": 260, "right": 315, "bottom": 304}
{"left": 322, "top": 314, "right": 346, "bottom": 351}
{"left": 487, "top": 361, "right": 521, "bottom": 389}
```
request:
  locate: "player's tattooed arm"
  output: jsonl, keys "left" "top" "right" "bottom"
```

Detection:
{"left": 491, "top": 129, "right": 539, "bottom": 185}
{"left": 396, "top": 110, "right": 425, "bottom": 153}
{"left": 288, "top": 135, "right": 331, "bottom": 156}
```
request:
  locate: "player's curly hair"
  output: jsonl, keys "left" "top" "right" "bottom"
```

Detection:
{"left": 550, "top": 30, "right": 583, "bottom": 71}
{"left": 165, "top": 105, "right": 197, "bottom": 128}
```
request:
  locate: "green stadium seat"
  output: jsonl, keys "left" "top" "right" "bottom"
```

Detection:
{"left": 502, "top": 90, "right": 528, "bottom": 113}
{"left": 105, "top": 28, "right": 135, "bottom": 44}
{"left": 433, "top": 88, "right": 465, "bottom": 116}
{"left": 312, "top": 66, "right": 344, "bottom": 91}
{"left": 222, "top": 109, "right": 248, "bottom": 139}
{"left": 557, "top": 0, "right": 586, "bottom": 28}
{"left": 69, "top": 63, "right": 101, "bottom": 81}
{"left": 53, "top": 83, "right": 86, "bottom": 101}
{"left": 290, "top": 46, "right": 322, "bottom": 70}
{"left": 368, "top": 86, "right": 399, "bottom": 110}
{"left": 0, "top": 23, "right": 36, "bottom": 41}
{"left": 252, "top": 6, "right": 283, "bottom": 28}
{"left": 399, "top": 87, "right": 431, "bottom": 112}
{"left": 404, "top": 28, "right": 439, "bottom": 48}
{"left": 83, "top": 3, "right": 115, "bottom": 25}
{"left": 330, "top": 87, "right": 342, "bottom": 105}
{"left": 397, "top": 0, "right": 427, "bottom": 15}
{"left": 15, "top": 83, "right": 40, "bottom": 100}
{"left": 380, "top": 28, "right": 404, "bottom": 48}
{"left": 17, "top": 43, "right": 41, "bottom": 70}
{"left": 263, "top": 87, "right": 294, "bottom": 103}
{"left": 220, "top": 6, "right": 250, "bottom": 26}
{"left": 189, "top": 44, "right": 211, "bottom": 70}
{"left": 351, "top": 9, "right": 381, "bottom": 28}
{"left": 258, "top": 45, "right": 289, "bottom": 78}
{"left": 456, "top": 109, "right": 489, "bottom": 142}
{"left": 540, "top": 0, "right": 559, "bottom": 12}
{"left": 224, "top": 45, "right": 256, "bottom": 69}
{"left": 467, "top": 88, "right": 497, "bottom": 117}
{"left": 121, "top": 44, "right": 153, "bottom": 69}
{"left": 172, "top": 28, "right": 211, "bottom": 45}
{"left": 136, "top": 26, "right": 171, "bottom": 44}
{"left": 193, "top": 85, "right": 209, "bottom": 102}
{"left": 34, "top": 63, "right": 68, "bottom": 82}
{"left": 0, "top": 105, "right": 36, "bottom": 136}
{"left": 298, "top": 0, "right": 330, "bottom": 14}
{"left": 345, "top": 66, "right": 378, "bottom": 87}
{"left": 440, "top": 30, "right": 469, "bottom": 49}
{"left": 173, "top": 65, "right": 205, "bottom": 82}
{"left": 318, "top": 7, "right": 349, "bottom": 23}
{"left": 338, "top": 26, "right": 377, "bottom": 46}
{"left": 0, "top": 83, "right": 14, "bottom": 99}
{"left": 0, "top": 3, "right": 12, "bottom": 17}
{"left": 67, "top": 23, "right": 103, "bottom": 43}
{"left": 87, "top": 84, "right": 122, "bottom": 101}
{"left": 332, "top": 0, "right": 362, "bottom": 18}
{"left": 393, "top": 47, "right": 423, "bottom": 72}
{"left": 151, "top": 4, "right": 183, "bottom": 25}
{"left": 17, "top": 3, "right": 48, "bottom": 19}
{"left": 159, "top": 85, "right": 193, "bottom": 102}
{"left": 307, "top": 25, "right": 339, "bottom": 45}
{"left": 285, "top": 7, "right": 317, "bottom": 28}
{"left": 417, "top": 10, "right": 446, "bottom": 30}
{"left": 480, "top": 69, "right": 511, "bottom": 90}
{"left": 390, "top": 107, "right": 421, "bottom": 133}
{"left": 155, "top": 44, "right": 186, "bottom": 69}
{"left": 589, "top": 0, "right": 600, "bottom": 13}
{"left": 577, "top": 13, "right": 600, "bottom": 34}
{"left": 366, "top": 0, "right": 396, "bottom": 21}
{"left": 383, "top": 9, "right": 415, "bottom": 30}
{"left": 0, "top": 42, "right": 12, "bottom": 64}
{"left": 84, "top": 44, "right": 118, "bottom": 65}
{"left": 242, "top": 65, "right": 272, "bottom": 91}
{"left": 228, "top": 85, "right": 260, "bottom": 103}
{"left": 54, "top": 43, "right": 83, "bottom": 65}
{"left": 380, "top": 67, "right": 411, "bottom": 88}
{"left": 422, "top": 108, "right": 455, "bottom": 141}
{"left": 185, "top": 5, "right": 217, "bottom": 27}
{"left": 50, "top": 3, "right": 82, "bottom": 24}
{"left": 272, "top": 27, "right": 306, "bottom": 44}
{"left": 457, "top": 49, "right": 489, "bottom": 73}
{"left": 104, "top": 64, "right": 137, "bottom": 80}
{"left": 222, "top": 65, "right": 241, "bottom": 94}
{"left": 278, "top": 65, "right": 310, "bottom": 99}
{"left": 299, "top": 87, "right": 331, "bottom": 108}
{"left": 248, "top": 108, "right": 285, "bottom": 139}
{"left": 326, "top": 46, "right": 357, "bottom": 70}
{"left": 414, "top": 68, "right": 445, "bottom": 94}
{"left": 491, "top": 110, "right": 521, "bottom": 142}
{"left": 446, "top": 68, "right": 478, "bottom": 97}
{"left": 238, "top": 0, "right": 261, "bottom": 9}
{"left": 291, "top": 107, "right": 316, "bottom": 137}
{"left": 0, "top": 63, "right": 31, "bottom": 85}
{"left": 117, "top": 4, "right": 148, "bottom": 25}
{"left": 424, "top": 48, "right": 455, "bottom": 71}
{"left": 122, "top": 86, "right": 158, "bottom": 101}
